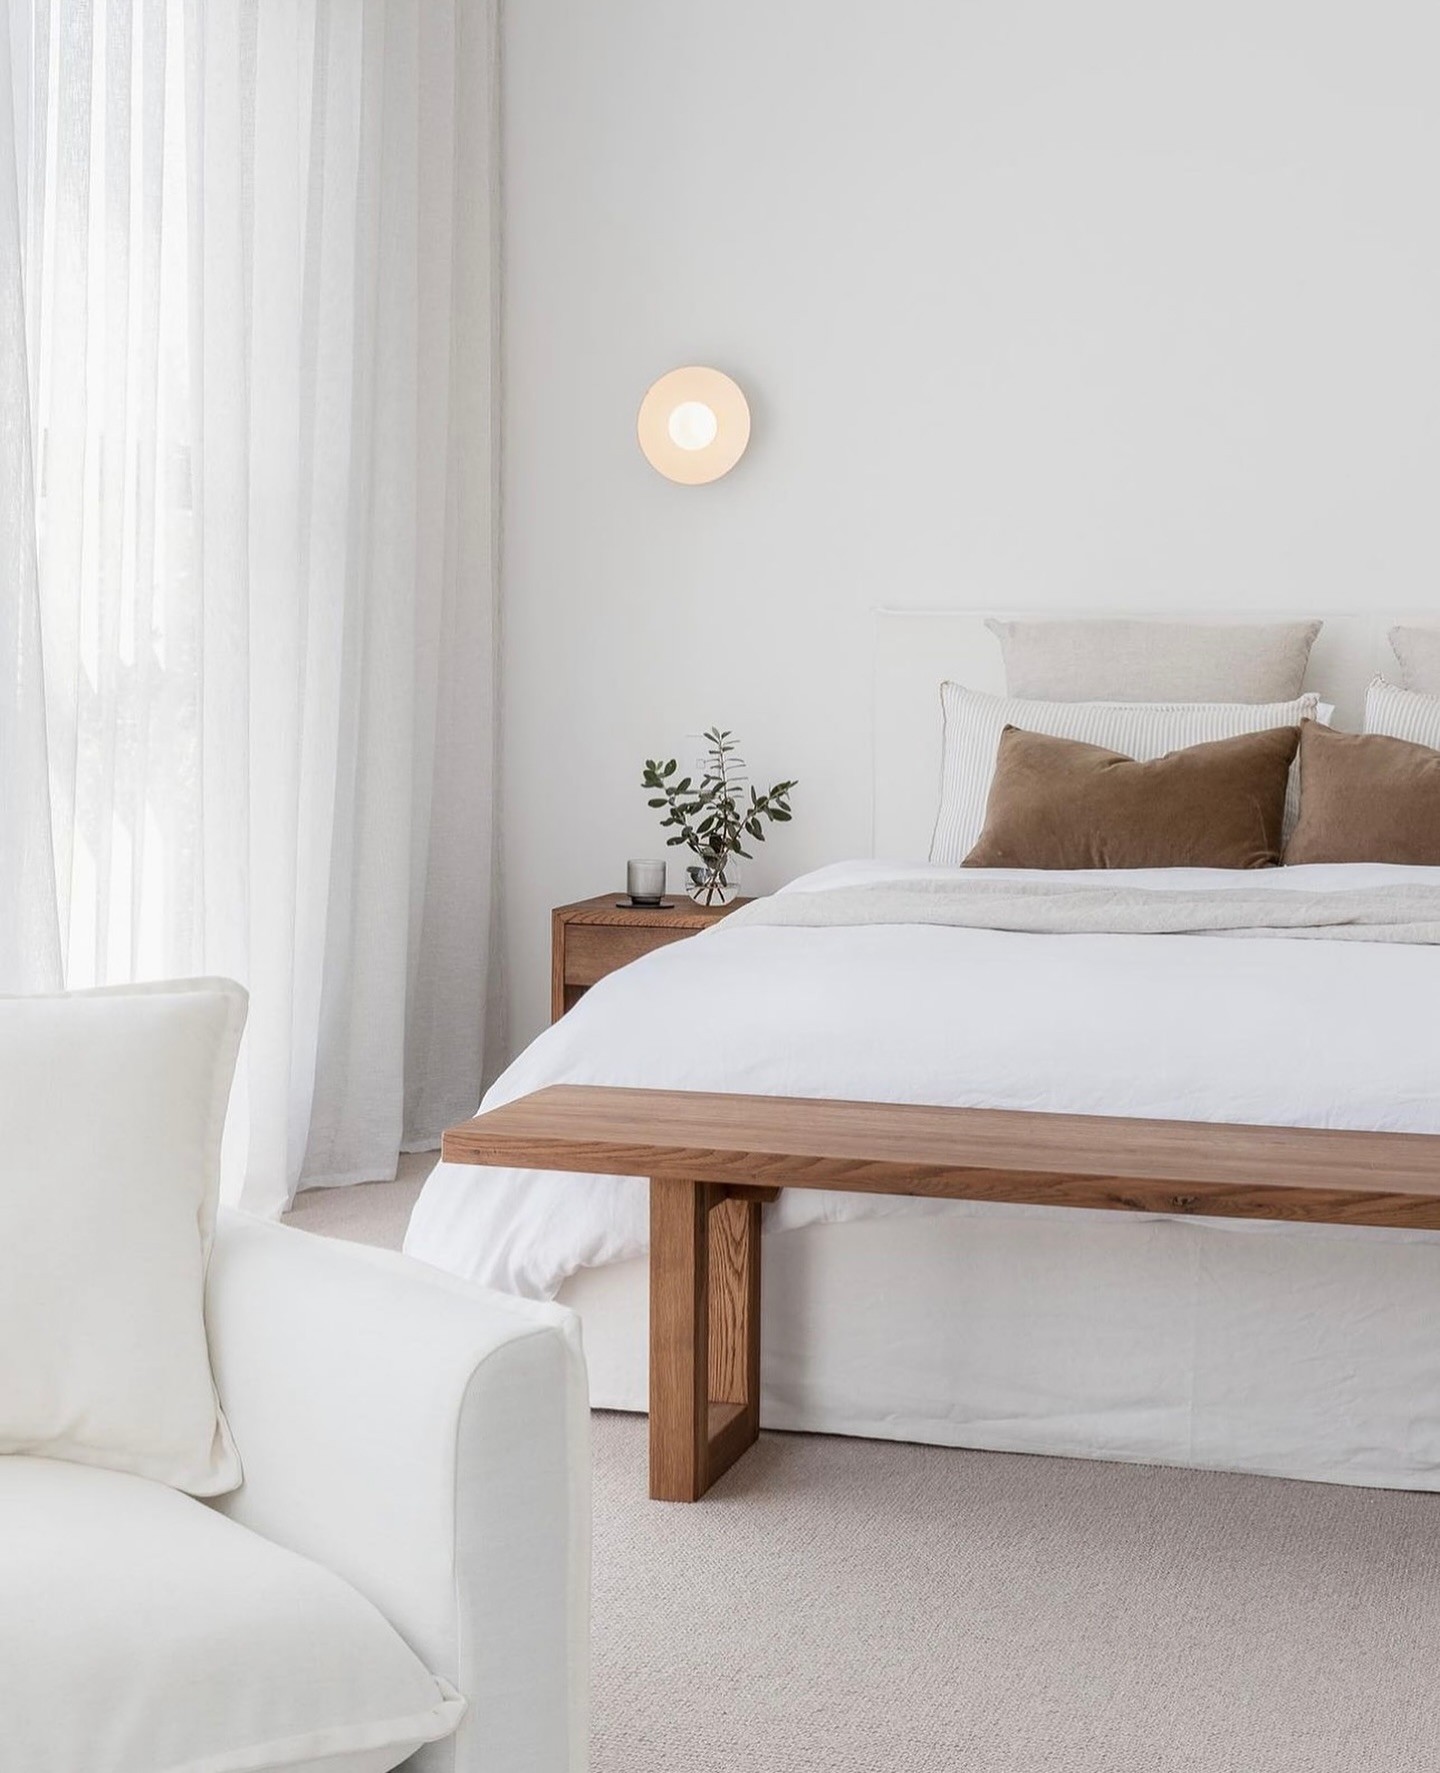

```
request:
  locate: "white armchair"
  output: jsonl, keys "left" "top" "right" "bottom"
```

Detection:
{"left": 1, "top": 977, "right": 583, "bottom": 1773}
{"left": 207, "top": 1210, "right": 591, "bottom": 1773}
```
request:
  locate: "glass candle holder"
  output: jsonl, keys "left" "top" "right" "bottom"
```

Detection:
{"left": 626, "top": 859, "right": 666, "bottom": 905}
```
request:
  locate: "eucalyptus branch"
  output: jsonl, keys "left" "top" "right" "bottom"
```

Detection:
{"left": 641, "top": 727, "right": 797, "bottom": 888}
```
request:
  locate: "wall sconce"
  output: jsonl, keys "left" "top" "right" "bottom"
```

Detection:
{"left": 637, "top": 366, "right": 751, "bottom": 485}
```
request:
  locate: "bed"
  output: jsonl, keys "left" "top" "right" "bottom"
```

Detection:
{"left": 405, "top": 612, "right": 1440, "bottom": 1491}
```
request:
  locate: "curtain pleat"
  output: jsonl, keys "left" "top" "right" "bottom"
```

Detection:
{"left": 0, "top": 1, "right": 62, "bottom": 992}
{"left": 2, "top": 0, "right": 498, "bottom": 1213}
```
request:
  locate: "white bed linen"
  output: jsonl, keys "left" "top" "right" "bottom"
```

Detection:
{"left": 553, "top": 1214, "right": 1440, "bottom": 1489}
{"left": 405, "top": 860, "right": 1440, "bottom": 1487}
{"left": 406, "top": 860, "right": 1440, "bottom": 1299}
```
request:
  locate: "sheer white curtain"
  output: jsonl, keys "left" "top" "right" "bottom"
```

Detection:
{"left": 1, "top": 0, "right": 497, "bottom": 1215}
{"left": 0, "top": 3, "right": 60, "bottom": 993}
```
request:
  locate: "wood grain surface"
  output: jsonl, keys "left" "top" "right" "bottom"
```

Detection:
{"left": 442, "top": 1084, "right": 1440, "bottom": 1496}
{"left": 554, "top": 893, "right": 751, "bottom": 931}
{"left": 443, "top": 1085, "right": 1440, "bottom": 1231}
{"left": 648, "top": 1180, "right": 762, "bottom": 1501}
{"left": 648, "top": 1177, "right": 710, "bottom": 1502}
{"left": 550, "top": 895, "right": 749, "bottom": 1021}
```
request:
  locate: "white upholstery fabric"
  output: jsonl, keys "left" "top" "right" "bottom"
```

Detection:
{"left": 986, "top": 616, "right": 1321, "bottom": 702}
{"left": 0, "top": 1456, "right": 463, "bottom": 1773}
{"left": 207, "top": 1214, "right": 591, "bottom": 1773}
{"left": 0, "top": 978, "right": 245, "bottom": 1494}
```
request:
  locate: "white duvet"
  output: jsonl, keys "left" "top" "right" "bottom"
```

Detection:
{"left": 403, "top": 861, "right": 1440, "bottom": 1298}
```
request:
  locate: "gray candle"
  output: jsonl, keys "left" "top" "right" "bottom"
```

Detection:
{"left": 626, "top": 859, "right": 666, "bottom": 905}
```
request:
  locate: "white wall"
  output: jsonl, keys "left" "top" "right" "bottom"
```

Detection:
{"left": 498, "top": 0, "right": 1440, "bottom": 1054}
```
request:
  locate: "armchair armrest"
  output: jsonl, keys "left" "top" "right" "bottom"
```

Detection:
{"left": 206, "top": 1210, "right": 589, "bottom": 1773}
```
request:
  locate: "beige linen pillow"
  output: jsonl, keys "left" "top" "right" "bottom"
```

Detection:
{"left": 986, "top": 617, "right": 1321, "bottom": 702}
{"left": 1386, "top": 629, "right": 1440, "bottom": 696}
{"left": 1286, "top": 722, "right": 1440, "bottom": 866}
{"left": 963, "top": 725, "right": 1301, "bottom": 871}
{"left": 0, "top": 978, "right": 247, "bottom": 1495}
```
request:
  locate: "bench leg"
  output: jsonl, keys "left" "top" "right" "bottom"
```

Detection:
{"left": 648, "top": 1178, "right": 763, "bottom": 1501}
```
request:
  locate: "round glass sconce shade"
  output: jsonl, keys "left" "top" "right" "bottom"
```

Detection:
{"left": 637, "top": 367, "right": 750, "bottom": 484}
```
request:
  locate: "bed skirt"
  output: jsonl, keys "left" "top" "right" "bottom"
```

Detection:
{"left": 556, "top": 1205, "right": 1440, "bottom": 1491}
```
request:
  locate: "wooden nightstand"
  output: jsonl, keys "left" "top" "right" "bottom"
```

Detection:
{"left": 551, "top": 893, "right": 750, "bottom": 1021}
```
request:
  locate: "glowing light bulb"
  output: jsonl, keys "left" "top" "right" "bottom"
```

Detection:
{"left": 667, "top": 401, "right": 719, "bottom": 451}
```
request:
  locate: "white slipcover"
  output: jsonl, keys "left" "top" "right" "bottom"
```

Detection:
{"left": 0, "top": 1455, "right": 464, "bottom": 1773}
{"left": 0, "top": 1214, "right": 590, "bottom": 1773}
{"left": 207, "top": 1214, "right": 591, "bottom": 1773}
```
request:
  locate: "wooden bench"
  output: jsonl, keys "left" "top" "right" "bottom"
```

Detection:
{"left": 441, "top": 1086, "right": 1440, "bottom": 1501}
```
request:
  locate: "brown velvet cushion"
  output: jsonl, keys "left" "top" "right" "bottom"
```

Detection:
{"left": 1284, "top": 722, "right": 1440, "bottom": 865}
{"left": 963, "top": 724, "right": 1301, "bottom": 870}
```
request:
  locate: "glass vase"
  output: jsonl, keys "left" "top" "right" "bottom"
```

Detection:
{"left": 685, "top": 853, "right": 740, "bottom": 908}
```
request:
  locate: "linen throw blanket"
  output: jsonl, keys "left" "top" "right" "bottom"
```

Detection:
{"left": 719, "top": 878, "right": 1440, "bottom": 945}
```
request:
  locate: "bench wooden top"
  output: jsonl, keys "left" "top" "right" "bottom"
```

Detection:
{"left": 441, "top": 1086, "right": 1440, "bottom": 1231}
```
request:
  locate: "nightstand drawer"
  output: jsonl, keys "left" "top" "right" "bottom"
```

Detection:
{"left": 563, "top": 922, "right": 694, "bottom": 988}
{"left": 551, "top": 893, "right": 749, "bottom": 1021}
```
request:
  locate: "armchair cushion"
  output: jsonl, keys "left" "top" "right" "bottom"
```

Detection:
{"left": 0, "top": 1454, "right": 464, "bottom": 1773}
{"left": 0, "top": 978, "right": 246, "bottom": 1494}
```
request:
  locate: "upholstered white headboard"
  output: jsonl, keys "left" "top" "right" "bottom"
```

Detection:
{"left": 872, "top": 610, "right": 1421, "bottom": 862}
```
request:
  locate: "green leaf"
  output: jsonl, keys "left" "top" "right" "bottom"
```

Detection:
{"left": 644, "top": 735, "right": 794, "bottom": 867}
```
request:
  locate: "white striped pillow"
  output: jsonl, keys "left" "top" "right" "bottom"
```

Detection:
{"left": 930, "top": 685, "right": 1320, "bottom": 865}
{"left": 1365, "top": 676, "right": 1440, "bottom": 749}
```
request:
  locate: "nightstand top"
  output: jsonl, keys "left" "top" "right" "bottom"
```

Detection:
{"left": 553, "top": 892, "right": 752, "bottom": 931}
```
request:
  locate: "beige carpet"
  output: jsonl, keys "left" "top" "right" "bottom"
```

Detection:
{"left": 282, "top": 1155, "right": 434, "bottom": 1246}
{"left": 591, "top": 1415, "right": 1440, "bottom": 1773}
{"left": 290, "top": 1175, "right": 1440, "bottom": 1771}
